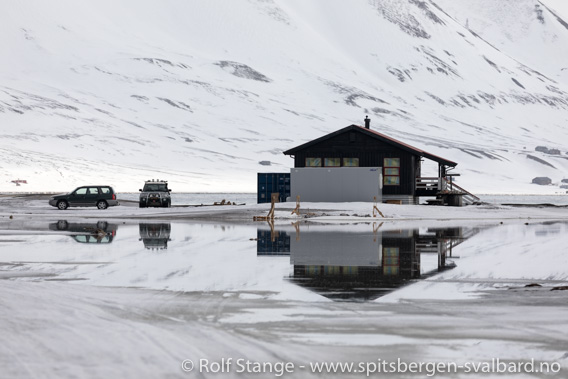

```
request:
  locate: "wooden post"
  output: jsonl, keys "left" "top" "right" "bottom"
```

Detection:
{"left": 291, "top": 195, "right": 301, "bottom": 216}
{"left": 254, "top": 193, "right": 278, "bottom": 221}
{"left": 267, "top": 193, "right": 278, "bottom": 219}
{"left": 372, "top": 196, "right": 385, "bottom": 218}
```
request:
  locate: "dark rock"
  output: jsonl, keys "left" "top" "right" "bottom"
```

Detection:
{"left": 511, "top": 78, "right": 525, "bottom": 89}
{"left": 215, "top": 61, "right": 271, "bottom": 82}
{"left": 527, "top": 155, "right": 555, "bottom": 168}
{"left": 535, "top": 146, "right": 561, "bottom": 155}
{"left": 532, "top": 177, "right": 552, "bottom": 185}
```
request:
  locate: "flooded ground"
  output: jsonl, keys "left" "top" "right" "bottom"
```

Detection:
{"left": 1, "top": 215, "right": 567, "bottom": 378}
{"left": 0, "top": 221, "right": 479, "bottom": 298}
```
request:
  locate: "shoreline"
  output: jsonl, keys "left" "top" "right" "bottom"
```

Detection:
{"left": 0, "top": 194, "right": 567, "bottom": 225}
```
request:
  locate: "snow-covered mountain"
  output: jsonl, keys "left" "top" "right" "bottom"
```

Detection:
{"left": 1, "top": 0, "right": 568, "bottom": 194}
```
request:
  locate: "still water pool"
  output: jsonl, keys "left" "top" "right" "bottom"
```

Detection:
{"left": 2, "top": 220, "right": 566, "bottom": 301}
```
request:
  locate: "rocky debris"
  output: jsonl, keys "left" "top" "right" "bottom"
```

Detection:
{"left": 531, "top": 177, "right": 552, "bottom": 185}
{"left": 213, "top": 199, "right": 237, "bottom": 206}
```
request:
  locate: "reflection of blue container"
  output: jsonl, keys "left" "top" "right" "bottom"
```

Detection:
{"left": 256, "top": 229, "right": 290, "bottom": 255}
{"left": 257, "top": 173, "right": 291, "bottom": 203}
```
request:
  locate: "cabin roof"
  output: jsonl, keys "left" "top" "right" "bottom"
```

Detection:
{"left": 283, "top": 125, "right": 457, "bottom": 167}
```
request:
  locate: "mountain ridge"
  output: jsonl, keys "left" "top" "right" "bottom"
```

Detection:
{"left": 1, "top": 0, "right": 567, "bottom": 193}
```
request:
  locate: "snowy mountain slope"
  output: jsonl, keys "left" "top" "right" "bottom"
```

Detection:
{"left": 435, "top": 0, "right": 568, "bottom": 85}
{"left": 1, "top": 0, "right": 567, "bottom": 193}
{"left": 543, "top": 0, "right": 568, "bottom": 21}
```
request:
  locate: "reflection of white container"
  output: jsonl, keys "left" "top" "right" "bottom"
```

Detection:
{"left": 290, "top": 167, "right": 382, "bottom": 203}
{"left": 291, "top": 231, "right": 382, "bottom": 267}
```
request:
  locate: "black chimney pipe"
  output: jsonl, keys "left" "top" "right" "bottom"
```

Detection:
{"left": 364, "top": 115, "right": 370, "bottom": 129}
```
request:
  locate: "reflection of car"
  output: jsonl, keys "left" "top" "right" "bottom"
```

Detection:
{"left": 71, "top": 234, "right": 114, "bottom": 244}
{"left": 49, "top": 220, "right": 117, "bottom": 244}
{"left": 139, "top": 223, "right": 171, "bottom": 249}
{"left": 48, "top": 185, "right": 119, "bottom": 210}
{"left": 139, "top": 180, "right": 171, "bottom": 208}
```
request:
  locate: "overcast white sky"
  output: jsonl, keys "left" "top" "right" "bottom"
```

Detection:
{"left": 541, "top": 0, "right": 568, "bottom": 20}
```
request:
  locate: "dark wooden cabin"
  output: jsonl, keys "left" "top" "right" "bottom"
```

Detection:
{"left": 283, "top": 119, "right": 476, "bottom": 204}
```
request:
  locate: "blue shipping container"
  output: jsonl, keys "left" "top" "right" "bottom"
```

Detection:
{"left": 257, "top": 173, "right": 291, "bottom": 203}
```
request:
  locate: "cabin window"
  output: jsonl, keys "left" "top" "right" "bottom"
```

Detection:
{"left": 306, "top": 265, "right": 321, "bottom": 275}
{"left": 343, "top": 158, "right": 359, "bottom": 167}
{"left": 342, "top": 266, "right": 358, "bottom": 275}
{"left": 325, "top": 266, "right": 341, "bottom": 275}
{"left": 383, "top": 247, "right": 399, "bottom": 275}
{"left": 305, "top": 158, "right": 321, "bottom": 167}
{"left": 324, "top": 158, "right": 340, "bottom": 167}
{"left": 383, "top": 158, "right": 400, "bottom": 185}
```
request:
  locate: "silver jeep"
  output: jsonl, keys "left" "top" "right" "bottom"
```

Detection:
{"left": 139, "top": 180, "right": 171, "bottom": 208}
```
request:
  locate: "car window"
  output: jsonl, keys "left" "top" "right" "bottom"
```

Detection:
{"left": 143, "top": 184, "right": 168, "bottom": 191}
{"left": 74, "top": 188, "right": 87, "bottom": 195}
{"left": 87, "top": 187, "right": 99, "bottom": 195}
{"left": 100, "top": 187, "right": 111, "bottom": 194}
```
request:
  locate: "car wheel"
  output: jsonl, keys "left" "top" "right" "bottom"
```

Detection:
{"left": 97, "top": 200, "right": 108, "bottom": 210}
{"left": 139, "top": 203, "right": 146, "bottom": 208}
{"left": 57, "top": 201, "right": 68, "bottom": 210}
{"left": 57, "top": 220, "right": 69, "bottom": 230}
{"left": 96, "top": 221, "right": 108, "bottom": 230}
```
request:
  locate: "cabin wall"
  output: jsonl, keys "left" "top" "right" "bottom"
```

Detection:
{"left": 292, "top": 132, "right": 417, "bottom": 196}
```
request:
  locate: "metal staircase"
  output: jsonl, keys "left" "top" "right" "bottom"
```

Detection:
{"left": 416, "top": 177, "right": 481, "bottom": 205}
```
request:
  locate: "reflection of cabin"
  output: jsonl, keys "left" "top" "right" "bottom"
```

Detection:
{"left": 285, "top": 225, "right": 477, "bottom": 301}
{"left": 283, "top": 117, "right": 478, "bottom": 205}
{"left": 290, "top": 229, "right": 423, "bottom": 301}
